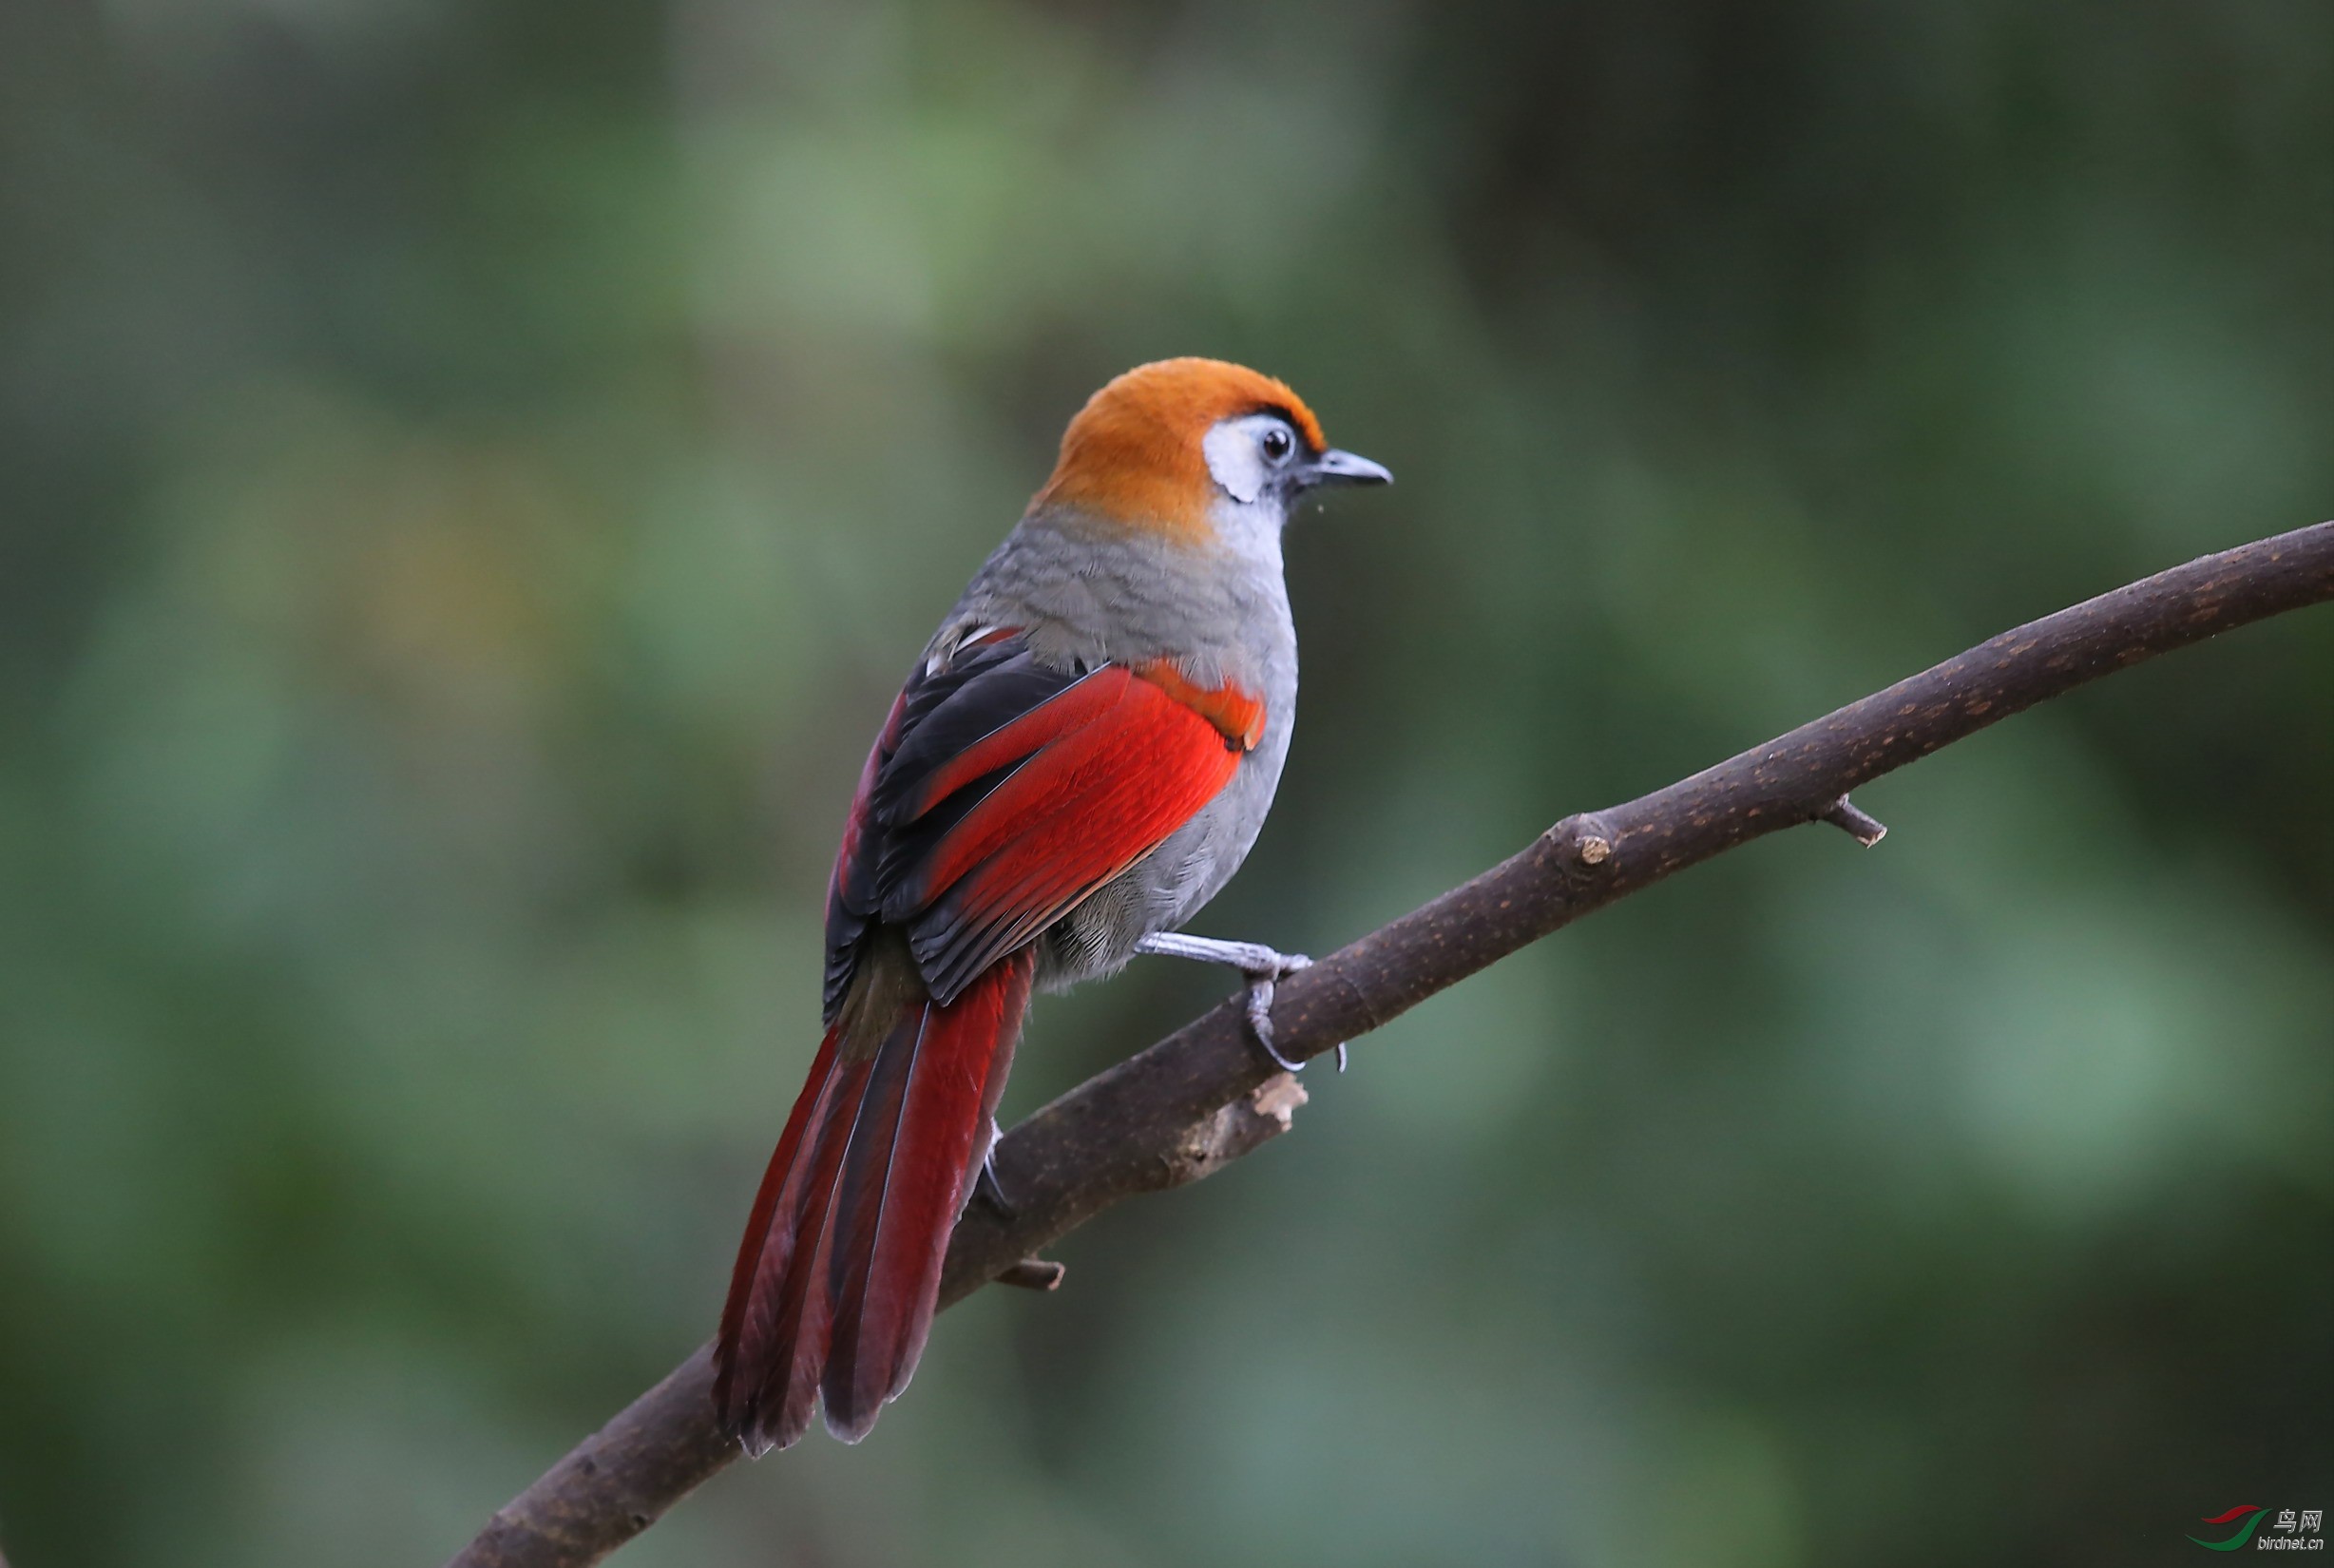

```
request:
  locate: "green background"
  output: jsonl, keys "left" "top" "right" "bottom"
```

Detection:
{"left": 3, "top": 2, "right": 2330, "bottom": 1563}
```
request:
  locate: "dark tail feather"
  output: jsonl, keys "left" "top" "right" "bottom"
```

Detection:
{"left": 713, "top": 1029, "right": 868, "bottom": 1453}
{"left": 823, "top": 950, "right": 1033, "bottom": 1437}
{"left": 714, "top": 950, "right": 1033, "bottom": 1453}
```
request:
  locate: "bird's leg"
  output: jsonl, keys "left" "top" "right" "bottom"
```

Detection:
{"left": 1133, "top": 931, "right": 1347, "bottom": 1073}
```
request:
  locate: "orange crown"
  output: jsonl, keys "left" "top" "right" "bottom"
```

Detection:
{"left": 1032, "top": 358, "right": 1328, "bottom": 541}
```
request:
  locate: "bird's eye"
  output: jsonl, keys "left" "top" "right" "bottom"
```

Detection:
{"left": 1259, "top": 425, "right": 1294, "bottom": 464}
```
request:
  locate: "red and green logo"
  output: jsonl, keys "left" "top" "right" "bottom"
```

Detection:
{"left": 2191, "top": 1505, "right": 2270, "bottom": 1551}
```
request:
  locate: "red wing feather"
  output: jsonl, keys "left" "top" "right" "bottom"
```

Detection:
{"left": 897, "top": 668, "right": 1242, "bottom": 999}
{"left": 896, "top": 670, "right": 1134, "bottom": 821}
{"left": 827, "top": 634, "right": 1262, "bottom": 1011}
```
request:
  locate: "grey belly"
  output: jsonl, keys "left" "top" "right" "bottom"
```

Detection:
{"left": 1035, "top": 742, "right": 1285, "bottom": 992}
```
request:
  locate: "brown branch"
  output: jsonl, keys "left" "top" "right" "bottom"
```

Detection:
{"left": 447, "top": 520, "right": 2334, "bottom": 1568}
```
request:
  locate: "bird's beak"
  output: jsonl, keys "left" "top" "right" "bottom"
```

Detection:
{"left": 1302, "top": 448, "right": 1393, "bottom": 488}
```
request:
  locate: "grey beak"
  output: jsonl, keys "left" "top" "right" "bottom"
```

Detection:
{"left": 1304, "top": 448, "right": 1393, "bottom": 488}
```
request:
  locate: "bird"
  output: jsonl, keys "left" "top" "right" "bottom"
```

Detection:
{"left": 713, "top": 357, "right": 1389, "bottom": 1455}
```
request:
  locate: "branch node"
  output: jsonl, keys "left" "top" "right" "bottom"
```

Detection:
{"left": 1820, "top": 794, "right": 1888, "bottom": 847}
{"left": 1549, "top": 813, "right": 1617, "bottom": 869}
{"left": 996, "top": 1258, "right": 1065, "bottom": 1291}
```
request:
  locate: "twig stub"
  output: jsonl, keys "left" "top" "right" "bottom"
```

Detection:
{"left": 1819, "top": 795, "right": 1889, "bottom": 847}
{"left": 1548, "top": 813, "right": 1617, "bottom": 870}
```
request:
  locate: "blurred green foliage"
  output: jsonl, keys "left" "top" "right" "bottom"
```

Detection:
{"left": 3, "top": 1, "right": 2331, "bottom": 1564}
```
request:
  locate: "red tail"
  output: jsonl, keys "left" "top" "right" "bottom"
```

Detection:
{"left": 714, "top": 950, "right": 1034, "bottom": 1452}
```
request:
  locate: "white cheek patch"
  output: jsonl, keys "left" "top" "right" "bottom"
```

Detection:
{"left": 1203, "top": 421, "right": 1268, "bottom": 504}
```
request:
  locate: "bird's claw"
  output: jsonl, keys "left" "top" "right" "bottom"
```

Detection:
{"left": 1244, "top": 968, "right": 1301, "bottom": 1071}
{"left": 1240, "top": 954, "right": 1347, "bottom": 1074}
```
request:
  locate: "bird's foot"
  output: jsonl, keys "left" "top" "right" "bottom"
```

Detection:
{"left": 1133, "top": 932, "right": 1348, "bottom": 1074}
{"left": 1240, "top": 953, "right": 1323, "bottom": 1073}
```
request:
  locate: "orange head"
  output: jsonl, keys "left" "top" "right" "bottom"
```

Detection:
{"left": 1032, "top": 358, "right": 1388, "bottom": 542}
